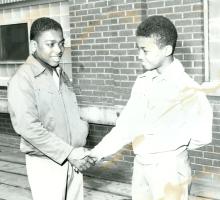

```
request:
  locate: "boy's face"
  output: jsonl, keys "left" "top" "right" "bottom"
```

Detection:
{"left": 136, "top": 36, "right": 168, "bottom": 72}
{"left": 34, "top": 29, "right": 65, "bottom": 67}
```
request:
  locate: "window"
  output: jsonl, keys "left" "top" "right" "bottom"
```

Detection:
{"left": 0, "top": 23, "right": 29, "bottom": 61}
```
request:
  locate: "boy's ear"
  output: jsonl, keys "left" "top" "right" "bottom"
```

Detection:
{"left": 30, "top": 40, "right": 37, "bottom": 54}
{"left": 164, "top": 45, "right": 173, "bottom": 56}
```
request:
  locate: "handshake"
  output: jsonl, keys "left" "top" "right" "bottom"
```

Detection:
{"left": 67, "top": 147, "right": 98, "bottom": 173}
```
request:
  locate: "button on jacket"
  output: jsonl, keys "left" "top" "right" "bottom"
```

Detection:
{"left": 92, "top": 58, "right": 213, "bottom": 163}
{"left": 8, "top": 55, "right": 88, "bottom": 164}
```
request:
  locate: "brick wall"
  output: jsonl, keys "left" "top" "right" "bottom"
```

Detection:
{"left": 69, "top": 0, "right": 147, "bottom": 106}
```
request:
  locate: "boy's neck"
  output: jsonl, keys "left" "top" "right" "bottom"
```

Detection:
{"left": 156, "top": 56, "right": 174, "bottom": 74}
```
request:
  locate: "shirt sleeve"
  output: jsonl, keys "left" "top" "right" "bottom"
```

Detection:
{"left": 91, "top": 78, "right": 146, "bottom": 160}
{"left": 187, "top": 91, "right": 213, "bottom": 150}
{"left": 8, "top": 71, "right": 73, "bottom": 164}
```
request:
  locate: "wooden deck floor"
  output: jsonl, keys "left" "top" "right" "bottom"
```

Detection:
{"left": 0, "top": 133, "right": 132, "bottom": 200}
{"left": 0, "top": 133, "right": 218, "bottom": 200}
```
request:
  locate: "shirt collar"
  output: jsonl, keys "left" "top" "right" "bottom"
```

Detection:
{"left": 26, "top": 54, "right": 61, "bottom": 77}
{"left": 139, "top": 58, "right": 184, "bottom": 80}
{"left": 159, "top": 58, "right": 184, "bottom": 78}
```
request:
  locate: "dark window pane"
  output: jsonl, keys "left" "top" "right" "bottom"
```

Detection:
{"left": 0, "top": 23, "right": 29, "bottom": 61}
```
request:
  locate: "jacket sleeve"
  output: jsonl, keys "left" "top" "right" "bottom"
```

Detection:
{"left": 8, "top": 71, "right": 73, "bottom": 164}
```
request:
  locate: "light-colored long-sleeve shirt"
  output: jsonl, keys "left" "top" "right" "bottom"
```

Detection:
{"left": 91, "top": 58, "right": 213, "bottom": 164}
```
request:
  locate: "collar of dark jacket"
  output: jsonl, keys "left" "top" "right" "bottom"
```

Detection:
{"left": 26, "top": 54, "right": 60, "bottom": 77}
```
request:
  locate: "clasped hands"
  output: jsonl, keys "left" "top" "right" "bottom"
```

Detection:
{"left": 67, "top": 147, "right": 98, "bottom": 173}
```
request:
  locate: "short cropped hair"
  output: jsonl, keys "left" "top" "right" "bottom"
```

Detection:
{"left": 30, "top": 17, "right": 63, "bottom": 41}
{"left": 136, "top": 15, "right": 177, "bottom": 54}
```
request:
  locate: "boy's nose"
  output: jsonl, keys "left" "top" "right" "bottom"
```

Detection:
{"left": 138, "top": 49, "right": 144, "bottom": 60}
{"left": 54, "top": 44, "right": 63, "bottom": 53}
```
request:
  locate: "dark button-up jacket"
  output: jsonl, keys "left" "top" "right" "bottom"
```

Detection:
{"left": 8, "top": 55, "right": 88, "bottom": 164}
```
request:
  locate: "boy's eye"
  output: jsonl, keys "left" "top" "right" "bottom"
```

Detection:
{"left": 47, "top": 43, "right": 54, "bottom": 47}
{"left": 59, "top": 42, "right": 65, "bottom": 47}
{"left": 139, "top": 48, "right": 148, "bottom": 53}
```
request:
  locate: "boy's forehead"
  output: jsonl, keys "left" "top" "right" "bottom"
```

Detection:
{"left": 136, "top": 36, "right": 157, "bottom": 48}
{"left": 38, "top": 29, "right": 63, "bottom": 40}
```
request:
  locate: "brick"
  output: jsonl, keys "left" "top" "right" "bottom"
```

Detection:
{"left": 176, "top": 6, "right": 192, "bottom": 13}
{"left": 95, "top": 26, "right": 108, "bottom": 32}
{"left": 81, "top": 3, "right": 94, "bottom": 10}
{"left": 165, "top": 13, "right": 182, "bottom": 20}
{"left": 88, "top": 8, "right": 101, "bottom": 15}
{"left": 183, "top": 11, "right": 203, "bottom": 19}
{"left": 103, "top": 31, "right": 118, "bottom": 37}
{"left": 183, "top": 26, "right": 203, "bottom": 33}
{"left": 95, "top": 38, "right": 108, "bottom": 43}
{"left": 191, "top": 163, "right": 203, "bottom": 171}
{"left": 88, "top": 20, "right": 101, "bottom": 26}
{"left": 119, "top": 30, "right": 134, "bottom": 36}
{"left": 193, "top": 4, "right": 203, "bottom": 11}
{"left": 165, "top": 0, "right": 182, "bottom": 6}
{"left": 118, "top": 4, "right": 133, "bottom": 11}
{"left": 109, "top": 37, "right": 126, "bottom": 43}
{"left": 195, "top": 158, "right": 213, "bottom": 166}
{"left": 69, "top": 16, "right": 81, "bottom": 22}
{"left": 108, "top": 11, "right": 125, "bottom": 18}
{"left": 189, "top": 150, "right": 203, "bottom": 157}
{"left": 157, "top": 7, "right": 174, "bottom": 14}
{"left": 75, "top": 0, "right": 87, "bottom": 4}
{"left": 95, "top": 1, "right": 107, "bottom": 8}
{"left": 175, "top": 19, "right": 192, "bottom": 26}
{"left": 110, "top": 24, "right": 125, "bottom": 31}
{"left": 91, "top": 56, "right": 105, "bottom": 62}
{"left": 148, "top": 1, "right": 164, "bottom": 8}
{"left": 119, "top": 17, "right": 133, "bottom": 24}
{"left": 110, "top": 50, "right": 126, "bottom": 55}
{"left": 183, "top": 0, "right": 201, "bottom": 5}
{"left": 96, "top": 50, "right": 109, "bottom": 55}
{"left": 134, "top": 2, "right": 147, "bottom": 9}
{"left": 105, "top": 44, "right": 118, "bottom": 49}
{"left": 193, "top": 33, "right": 203, "bottom": 39}
{"left": 103, "top": 19, "right": 117, "bottom": 25}
{"left": 127, "top": 49, "right": 138, "bottom": 55}
{"left": 184, "top": 54, "right": 203, "bottom": 60}
{"left": 120, "top": 56, "right": 135, "bottom": 62}
{"left": 102, "top": 6, "right": 117, "bottom": 13}
{"left": 147, "top": 9, "right": 157, "bottom": 15}
{"left": 126, "top": 10, "right": 145, "bottom": 17}
{"left": 204, "top": 152, "right": 220, "bottom": 160}
{"left": 76, "top": 10, "right": 87, "bottom": 16}
{"left": 82, "top": 15, "right": 94, "bottom": 21}
{"left": 204, "top": 166, "right": 220, "bottom": 174}
{"left": 69, "top": 5, "right": 81, "bottom": 11}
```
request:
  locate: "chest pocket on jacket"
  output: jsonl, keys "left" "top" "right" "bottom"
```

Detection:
{"left": 34, "top": 76, "right": 56, "bottom": 131}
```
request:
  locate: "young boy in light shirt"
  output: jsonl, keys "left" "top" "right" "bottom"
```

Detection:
{"left": 89, "top": 15, "right": 213, "bottom": 200}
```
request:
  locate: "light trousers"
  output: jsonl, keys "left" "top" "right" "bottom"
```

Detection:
{"left": 132, "top": 151, "right": 191, "bottom": 200}
{"left": 26, "top": 155, "right": 83, "bottom": 200}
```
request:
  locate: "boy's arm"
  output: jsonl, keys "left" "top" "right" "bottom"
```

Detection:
{"left": 187, "top": 92, "right": 213, "bottom": 150}
{"left": 90, "top": 80, "right": 146, "bottom": 160}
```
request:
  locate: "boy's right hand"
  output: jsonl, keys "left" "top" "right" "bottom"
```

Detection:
{"left": 67, "top": 147, "right": 97, "bottom": 172}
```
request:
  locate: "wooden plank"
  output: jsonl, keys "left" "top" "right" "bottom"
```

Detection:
{"left": 0, "top": 151, "right": 25, "bottom": 164}
{"left": 84, "top": 188, "right": 131, "bottom": 200}
{"left": 0, "top": 184, "right": 32, "bottom": 200}
{"left": 0, "top": 171, "right": 29, "bottom": 189}
{"left": 84, "top": 176, "right": 131, "bottom": 198}
{"left": 0, "top": 160, "right": 26, "bottom": 176}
